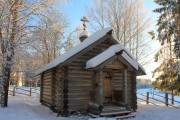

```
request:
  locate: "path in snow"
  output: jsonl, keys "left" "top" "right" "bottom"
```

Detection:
{"left": 0, "top": 95, "right": 88, "bottom": 120}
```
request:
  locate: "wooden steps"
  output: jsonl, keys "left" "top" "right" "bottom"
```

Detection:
{"left": 102, "top": 106, "right": 127, "bottom": 112}
{"left": 89, "top": 104, "right": 135, "bottom": 119}
{"left": 115, "top": 114, "right": 136, "bottom": 120}
{"left": 100, "top": 110, "right": 132, "bottom": 116}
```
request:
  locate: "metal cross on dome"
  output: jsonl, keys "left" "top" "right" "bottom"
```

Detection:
{"left": 80, "top": 16, "right": 89, "bottom": 30}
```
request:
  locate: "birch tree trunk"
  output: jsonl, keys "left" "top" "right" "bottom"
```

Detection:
{"left": 0, "top": 0, "right": 67, "bottom": 107}
{"left": 0, "top": 0, "right": 19, "bottom": 107}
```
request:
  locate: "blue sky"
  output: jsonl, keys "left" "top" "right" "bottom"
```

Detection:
{"left": 61, "top": 0, "right": 161, "bottom": 75}
{"left": 61, "top": 0, "right": 93, "bottom": 29}
{"left": 62, "top": 0, "right": 160, "bottom": 30}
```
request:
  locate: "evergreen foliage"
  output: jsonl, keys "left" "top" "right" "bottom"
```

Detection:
{"left": 152, "top": 0, "right": 180, "bottom": 94}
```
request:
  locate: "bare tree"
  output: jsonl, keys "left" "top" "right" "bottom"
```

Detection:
{"left": 87, "top": 0, "right": 151, "bottom": 65}
{"left": 28, "top": 10, "right": 68, "bottom": 64}
{"left": 0, "top": 0, "right": 66, "bottom": 107}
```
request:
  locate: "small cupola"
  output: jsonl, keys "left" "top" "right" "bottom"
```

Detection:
{"left": 79, "top": 16, "right": 89, "bottom": 42}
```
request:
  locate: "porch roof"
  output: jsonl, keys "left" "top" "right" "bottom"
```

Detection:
{"left": 86, "top": 44, "right": 146, "bottom": 75}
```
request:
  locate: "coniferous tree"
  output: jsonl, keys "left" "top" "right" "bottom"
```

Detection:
{"left": 152, "top": 0, "right": 180, "bottom": 94}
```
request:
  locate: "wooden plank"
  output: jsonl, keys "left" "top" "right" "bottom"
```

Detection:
{"left": 43, "top": 75, "right": 52, "bottom": 80}
{"left": 68, "top": 74, "right": 92, "bottom": 78}
{"left": 43, "top": 78, "right": 51, "bottom": 82}
{"left": 42, "top": 86, "right": 51, "bottom": 89}
{"left": 68, "top": 97, "right": 90, "bottom": 101}
{"left": 43, "top": 72, "right": 52, "bottom": 77}
{"left": 68, "top": 83, "right": 92, "bottom": 87}
{"left": 68, "top": 70, "right": 93, "bottom": 74}
{"left": 43, "top": 89, "right": 52, "bottom": 93}
{"left": 100, "top": 111, "right": 131, "bottom": 116}
{"left": 124, "top": 69, "right": 128, "bottom": 104}
{"left": 42, "top": 96, "right": 51, "bottom": 100}
{"left": 68, "top": 89, "right": 92, "bottom": 93}
{"left": 42, "top": 92, "right": 51, "bottom": 96}
{"left": 68, "top": 77, "right": 92, "bottom": 81}
{"left": 43, "top": 81, "right": 52, "bottom": 86}
{"left": 43, "top": 79, "right": 52, "bottom": 83}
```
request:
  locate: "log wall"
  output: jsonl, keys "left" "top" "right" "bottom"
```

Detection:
{"left": 126, "top": 71, "right": 137, "bottom": 110}
{"left": 67, "top": 39, "right": 113, "bottom": 112}
{"left": 111, "top": 70, "right": 124, "bottom": 102}
{"left": 54, "top": 68, "right": 64, "bottom": 112}
{"left": 41, "top": 70, "right": 53, "bottom": 106}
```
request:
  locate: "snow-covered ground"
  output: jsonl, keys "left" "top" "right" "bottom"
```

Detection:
{"left": 0, "top": 94, "right": 88, "bottom": 120}
{"left": 0, "top": 88, "right": 180, "bottom": 120}
{"left": 137, "top": 88, "right": 180, "bottom": 107}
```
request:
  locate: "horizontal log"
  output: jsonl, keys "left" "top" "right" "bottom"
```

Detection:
{"left": 68, "top": 66, "right": 85, "bottom": 70}
{"left": 56, "top": 97, "right": 63, "bottom": 101}
{"left": 68, "top": 77, "right": 92, "bottom": 81}
{"left": 68, "top": 92, "right": 90, "bottom": 96}
{"left": 68, "top": 97, "right": 90, "bottom": 101}
{"left": 55, "top": 89, "right": 63, "bottom": 93}
{"left": 68, "top": 74, "right": 92, "bottom": 78}
{"left": 68, "top": 101, "right": 89, "bottom": 105}
{"left": 42, "top": 82, "right": 52, "bottom": 86}
{"left": 68, "top": 83, "right": 92, "bottom": 87}
{"left": 113, "top": 76, "right": 123, "bottom": 80}
{"left": 113, "top": 87, "right": 123, "bottom": 90}
{"left": 68, "top": 101, "right": 89, "bottom": 106}
{"left": 113, "top": 74, "right": 123, "bottom": 77}
{"left": 42, "top": 92, "right": 52, "bottom": 96}
{"left": 43, "top": 72, "right": 52, "bottom": 77}
{"left": 55, "top": 102, "right": 62, "bottom": 107}
{"left": 43, "top": 89, "right": 52, "bottom": 93}
{"left": 68, "top": 80, "right": 92, "bottom": 85}
{"left": 42, "top": 98, "right": 52, "bottom": 104}
{"left": 68, "top": 62, "right": 85, "bottom": 66}
{"left": 68, "top": 70, "right": 92, "bottom": 74}
{"left": 42, "top": 83, "right": 51, "bottom": 86}
{"left": 42, "top": 78, "right": 52, "bottom": 82}
{"left": 68, "top": 105, "right": 88, "bottom": 111}
{"left": 42, "top": 75, "right": 52, "bottom": 80}
{"left": 68, "top": 89, "right": 92, "bottom": 93}
{"left": 68, "top": 84, "right": 92, "bottom": 88}
{"left": 68, "top": 86, "right": 92, "bottom": 90}
{"left": 55, "top": 92, "right": 63, "bottom": 96}
{"left": 42, "top": 95, "right": 51, "bottom": 100}
{"left": 68, "top": 73, "right": 93, "bottom": 77}
{"left": 113, "top": 80, "right": 123, "bottom": 83}
{"left": 42, "top": 85, "right": 51, "bottom": 89}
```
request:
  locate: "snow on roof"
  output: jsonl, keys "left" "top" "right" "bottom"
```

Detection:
{"left": 86, "top": 44, "right": 145, "bottom": 74}
{"left": 79, "top": 30, "right": 89, "bottom": 38}
{"left": 36, "top": 27, "right": 112, "bottom": 75}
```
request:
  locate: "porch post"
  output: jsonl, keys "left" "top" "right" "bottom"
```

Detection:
{"left": 124, "top": 68, "right": 128, "bottom": 104}
{"left": 98, "top": 69, "right": 103, "bottom": 106}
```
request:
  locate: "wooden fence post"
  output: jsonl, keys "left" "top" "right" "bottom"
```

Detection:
{"left": 13, "top": 86, "right": 16, "bottom": 96}
{"left": 146, "top": 92, "right": 149, "bottom": 104}
{"left": 165, "top": 93, "right": 168, "bottom": 106}
{"left": 30, "top": 87, "right": 32, "bottom": 96}
{"left": 171, "top": 93, "right": 174, "bottom": 105}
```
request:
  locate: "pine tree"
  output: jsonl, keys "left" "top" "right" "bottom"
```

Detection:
{"left": 153, "top": 0, "right": 179, "bottom": 58}
{"left": 152, "top": 0, "right": 180, "bottom": 94}
{"left": 173, "top": 0, "right": 180, "bottom": 58}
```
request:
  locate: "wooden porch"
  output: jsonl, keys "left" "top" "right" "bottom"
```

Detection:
{"left": 88, "top": 57, "right": 137, "bottom": 117}
{"left": 89, "top": 102, "right": 135, "bottom": 119}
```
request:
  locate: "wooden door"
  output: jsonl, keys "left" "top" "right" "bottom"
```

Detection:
{"left": 103, "top": 72, "right": 112, "bottom": 104}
